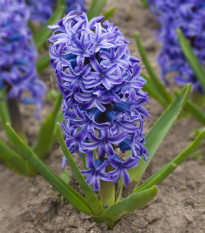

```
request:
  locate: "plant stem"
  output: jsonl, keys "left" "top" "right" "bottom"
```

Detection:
{"left": 6, "top": 84, "right": 27, "bottom": 143}
{"left": 100, "top": 164, "right": 115, "bottom": 207}
{"left": 100, "top": 180, "right": 115, "bottom": 207}
{"left": 0, "top": 88, "right": 11, "bottom": 126}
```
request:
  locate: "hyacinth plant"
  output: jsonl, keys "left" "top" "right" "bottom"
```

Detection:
{"left": 5, "top": 12, "right": 205, "bottom": 228}
{"left": 134, "top": 0, "right": 205, "bottom": 128}
{"left": 48, "top": 10, "right": 151, "bottom": 196}
{"left": 0, "top": 0, "right": 65, "bottom": 176}
{"left": 27, "top": 0, "right": 87, "bottom": 24}
{"left": 0, "top": 1, "right": 115, "bottom": 175}
{"left": 148, "top": 0, "right": 205, "bottom": 93}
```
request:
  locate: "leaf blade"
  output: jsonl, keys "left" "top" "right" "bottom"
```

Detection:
{"left": 34, "top": 5, "right": 65, "bottom": 50}
{"left": 87, "top": 0, "right": 107, "bottom": 20}
{"left": 136, "top": 128, "right": 205, "bottom": 192}
{"left": 56, "top": 124, "right": 104, "bottom": 216}
{"left": 177, "top": 29, "right": 205, "bottom": 93}
{"left": 103, "top": 6, "right": 116, "bottom": 22}
{"left": 141, "top": 72, "right": 168, "bottom": 107}
{"left": 135, "top": 32, "right": 173, "bottom": 104}
{"left": 0, "top": 139, "right": 30, "bottom": 176}
{"left": 129, "top": 84, "right": 192, "bottom": 183}
{"left": 97, "top": 186, "right": 157, "bottom": 227}
{"left": 32, "top": 94, "right": 62, "bottom": 159}
{"left": 36, "top": 54, "right": 50, "bottom": 73}
{"left": 5, "top": 123, "right": 93, "bottom": 215}
{"left": 185, "top": 99, "right": 205, "bottom": 126}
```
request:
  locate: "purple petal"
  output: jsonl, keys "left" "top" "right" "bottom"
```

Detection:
{"left": 109, "top": 132, "right": 128, "bottom": 143}
{"left": 121, "top": 169, "right": 130, "bottom": 186}
{"left": 62, "top": 156, "right": 67, "bottom": 169}
{"left": 85, "top": 151, "right": 95, "bottom": 169}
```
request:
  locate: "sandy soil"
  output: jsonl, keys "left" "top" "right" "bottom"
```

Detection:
{"left": 0, "top": 0, "right": 205, "bottom": 232}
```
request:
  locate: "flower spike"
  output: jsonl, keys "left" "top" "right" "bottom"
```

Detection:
{"left": 49, "top": 12, "right": 149, "bottom": 190}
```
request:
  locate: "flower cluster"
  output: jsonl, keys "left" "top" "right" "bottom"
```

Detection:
{"left": 65, "top": 0, "right": 87, "bottom": 14}
{"left": 0, "top": 0, "right": 46, "bottom": 116}
{"left": 49, "top": 11, "right": 149, "bottom": 191}
{"left": 26, "top": 0, "right": 87, "bottom": 24}
{"left": 26, "top": 0, "right": 54, "bottom": 23}
{"left": 148, "top": 0, "right": 205, "bottom": 93}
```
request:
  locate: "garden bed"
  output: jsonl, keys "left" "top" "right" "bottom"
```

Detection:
{"left": 0, "top": 0, "right": 205, "bottom": 232}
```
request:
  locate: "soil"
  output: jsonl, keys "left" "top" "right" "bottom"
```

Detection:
{"left": 0, "top": 0, "right": 205, "bottom": 232}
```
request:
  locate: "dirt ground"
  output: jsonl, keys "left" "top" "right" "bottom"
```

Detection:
{"left": 0, "top": 0, "right": 205, "bottom": 232}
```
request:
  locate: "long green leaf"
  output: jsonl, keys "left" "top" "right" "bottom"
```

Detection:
{"left": 87, "top": 0, "right": 107, "bottom": 20}
{"left": 0, "top": 88, "right": 15, "bottom": 146}
{"left": 36, "top": 54, "right": 50, "bottom": 73}
{"left": 32, "top": 94, "right": 63, "bottom": 159}
{"left": 34, "top": 4, "right": 65, "bottom": 50}
{"left": 5, "top": 123, "right": 93, "bottom": 215}
{"left": 129, "top": 84, "right": 192, "bottom": 183}
{"left": 0, "top": 139, "right": 31, "bottom": 176}
{"left": 135, "top": 164, "right": 176, "bottom": 192}
{"left": 87, "top": 0, "right": 98, "bottom": 20}
{"left": 185, "top": 99, "right": 205, "bottom": 126}
{"left": 141, "top": 72, "right": 168, "bottom": 107}
{"left": 175, "top": 89, "right": 205, "bottom": 126}
{"left": 140, "top": 0, "right": 149, "bottom": 7}
{"left": 0, "top": 88, "right": 11, "bottom": 127}
{"left": 95, "top": 186, "right": 157, "bottom": 228}
{"left": 136, "top": 129, "right": 205, "bottom": 192}
{"left": 59, "top": 170, "right": 71, "bottom": 184}
{"left": 92, "top": 0, "right": 107, "bottom": 18}
{"left": 177, "top": 29, "right": 205, "bottom": 93}
{"left": 103, "top": 6, "right": 116, "bottom": 22}
{"left": 135, "top": 32, "right": 173, "bottom": 104}
{"left": 56, "top": 124, "right": 104, "bottom": 216}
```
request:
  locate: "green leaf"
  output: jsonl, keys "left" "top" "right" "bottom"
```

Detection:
{"left": 0, "top": 88, "right": 11, "bottom": 129}
{"left": 177, "top": 29, "right": 205, "bottom": 93}
{"left": 95, "top": 186, "right": 158, "bottom": 228}
{"left": 56, "top": 124, "right": 104, "bottom": 216}
{"left": 185, "top": 99, "right": 205, "bottom": 126}
{"left": 47, "top": 89, "right": 59, "bottom": 101}
{"left": 36, "top": 54, "right": 50, "bottom": 73}
{"left": 140, "top": 0, "right": 149, "bottom": 7}
{"left": 103, "top": 6, "right": 116, "bottom": 22}
{"left": 87, "top": 0, "right": 107, "bottom": 20}
{"left": 135, "top": 32, "right": 173, "bottom": 104}
{"left": 129, "top": 84, "right": 192, "bottom": 184}
{"left": 136, "top": 129, "right": 205, "bottom": 192}
{"left": 59, "top": 170, "right": 71, "bottom": 184}
{"left": 174, "top": 89, "right": 205, "bottom": 126}
{"left": 5, "top": 123, "right": 93, "bottom": 215}
{"left": 34, "top": 4, "right": 65, "bottom": 50}
{"left": 0, "top": 139, "right": 31, "bottom": 176}
{"left": 56, "top": 110, "right": 64, "bottom": 123}
{"left": 141, "top": 72, "right": 168, "bottom": 107}
{"left": 32, "top": 94, "right": 63, "bottom": 159}
{"left": 87, "top": 0, "right": 98, "bottom": 19}
{"left": 0, "top": 88, "right": 18, "bottom": 147}
{"left": 57, "top": 0, "right": 66, "bottom": 8}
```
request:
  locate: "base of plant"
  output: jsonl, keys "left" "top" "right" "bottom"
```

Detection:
{"left": 92, "top": 216, "right": 118, "bottom": 229}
